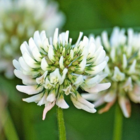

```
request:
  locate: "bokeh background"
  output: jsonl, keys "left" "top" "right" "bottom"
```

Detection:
{"left": 1, "top": 0, "right": 140, "bottom": 140}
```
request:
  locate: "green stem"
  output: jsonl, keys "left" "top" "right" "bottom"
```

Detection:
{"left": 57, "top": 107, "right": 66, "bottom": 140}
{"left": 113, "top": 104, "right": 123, "bottom": 140}
{"left": 0, "top": 108, "right": 19, "bottom": 140}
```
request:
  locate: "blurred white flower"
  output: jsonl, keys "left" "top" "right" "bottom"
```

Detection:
{"left": 13, "top": 28, "right": 110, "bottom": 120}
{"left": 0, "top": 0, "right": 65, "bottom": 78}
{"left": 83, "top": 27, "right": 140, "bottom": 117}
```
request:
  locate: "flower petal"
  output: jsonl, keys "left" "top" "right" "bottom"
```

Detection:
{"left": 23, "top": 52, "right": 39, "bottom": 68}
{"left": 14, "top": 70, "right": 36, "bottom": 85}
{"left": 86, "top": 60, "right": 107, "bottom": 75}
{"left": 41, "top": 57, "right": 49, "bottom": 71}
{"left": 84, "top": 83, "right": 111, "bottom": 93}
{"left": 23, "top": 93, "right": 43, "bottom": 103}
{"left": 46, "top": 90, "right": 56, "bottom": 102}
{"left": 71, "top": 94, "right": 96, "bottom": 113}
{"left": 104, "top": 92, "right": 116, "bottom": 102}
{"left": 42, "top": 102, "right": 55, "bottom": 120}
{"left": 56, "top": 95, "right": 69, "bottom": 109}
{"left": 13, "top": 59, "right": 21, "bottom": 70}
{"left": 118, "top": 96, "right": 131, "bottom": 118}
{"left": 16, "top": 85, "right": 43, "bottom": 95}
{"left": 48, "top": 45, "right": 54, "bottom": 61}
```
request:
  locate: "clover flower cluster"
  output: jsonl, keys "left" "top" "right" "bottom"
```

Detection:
{"left": 83, "top": 27, "right": 140, "bottom": 117}
{"left": 13, "top": 28, "right": 110, "bottom": 120}
{"left": 0, "top": 0, "right": 65, "bottom": 78}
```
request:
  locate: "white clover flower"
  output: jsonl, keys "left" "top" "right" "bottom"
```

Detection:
{"left": 13, "top": 28, "right": 110, "bottom": 120}
{"left": 0, "top": 0, "right": 65, "bottom": 78}
{"left": 83, "top": 27, "right": 140, "bottom": 117}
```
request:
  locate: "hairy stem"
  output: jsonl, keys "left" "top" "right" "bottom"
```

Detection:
{"left": 113, "top": 104, "right": 123, "bottom": 140}
{"left": 57, "top": 107, "right": 66, "bottom": 140}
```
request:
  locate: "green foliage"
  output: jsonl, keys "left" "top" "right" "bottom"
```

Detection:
{"left": 1, "top": 0, "right": 140, "bottom": 140}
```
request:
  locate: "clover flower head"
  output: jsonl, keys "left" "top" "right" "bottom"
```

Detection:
{"left": 13, "top": 28, "right": 110, "bottom": 120}
{"left": 83, "top": 27, "right": 140, "bottom": 117}
{"left": 0, "top": 0, "right": 65, "bottom": 78}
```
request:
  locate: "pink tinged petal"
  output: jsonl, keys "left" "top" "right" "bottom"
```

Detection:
{"left": 84, "top": 83, "right": 111, "bottom": 93}
{"left": 104, "top": 92, "right": 117, "bottom": 102}
{"left": 56, "top": 96, "right": 69, "bottom": 109}
{"left": 14, "top": 70, "right": 36, "bottom": 85}
{"left": 99, "top": 99, "right": 116, "bottom": 114}
{"left": 129, "top": 92, "right": 140, "bottom": 103}
{"left": 16, "top": 85, "right": 43, "bottom": 95}
{"left": 129, "top": 85, "right": 140, "bottom": 103}
{"left": 119, "top": 97, "right": 131, "bottom": 118}
{"left": 23, "top": 93, "right": 43, "bottom": 103}
{"left": 42, "top": 102, "right": 55, "bottom": 120}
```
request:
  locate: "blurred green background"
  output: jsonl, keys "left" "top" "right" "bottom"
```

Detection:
{"left": 1, "top": 0, "right": 140, "bottom": 140}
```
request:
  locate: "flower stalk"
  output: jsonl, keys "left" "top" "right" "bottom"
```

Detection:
{"left": 113, "top": 103, "right": 123, "bottom": 140}
{"left": 57, "top": 107, "right": 66, "bottom": 140}
{"left": 0, "top": 107, "right": 19, "bottom": 140}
